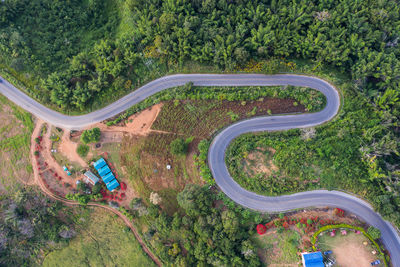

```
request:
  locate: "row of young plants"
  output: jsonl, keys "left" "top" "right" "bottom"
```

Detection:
{"left": 106, "top": 83, "right": 325, "bottom": 126}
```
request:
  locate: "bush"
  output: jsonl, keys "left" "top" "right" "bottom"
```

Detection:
{"left": 92, "top": 183, "right": 102, "bottom": 195}
{"left": 81, "top": 128, "right": 101, "bottom": 144}
{"left": 77, "top": 144, "right": 89, "bottom": 157}
{"left": 367, "top": 226, "right": 381, "bottom": 240}
{"left": 170, "top": 138, "right": 187, "bottom": 155}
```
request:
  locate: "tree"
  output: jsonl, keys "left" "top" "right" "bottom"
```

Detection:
{"left": 77, "top": 181, "right": 88, "bottom": 192}
{"left": 367, "top": 226, "right": 381, "bottom": 240}
{"left": 150, "top": 192, "right": 162, "bottom": 205}
{"left": 221, "top": 210, "right": 239, "bottom": 237}
{"left": 80, "top": 128, "right": 101, "bottom": 144}
{"left": 177, "top": 184, "right": 212, "bottom": 217}
{"left": 170, "top": 138, "right": 187, "bottom": 155}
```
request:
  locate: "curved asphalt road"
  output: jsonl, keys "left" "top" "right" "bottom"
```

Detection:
{"left": 1, "top": 74, "right": 400, "bottom": 264}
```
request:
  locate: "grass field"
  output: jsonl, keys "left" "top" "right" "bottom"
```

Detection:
{"left": 0, "top": 95, "right": 34, "bottom": 192}
{"left": 42, "top": 208, "right": 155, "bottom": 267}
{"left": 253, "top": 230, "right": 301, "bottom": 266}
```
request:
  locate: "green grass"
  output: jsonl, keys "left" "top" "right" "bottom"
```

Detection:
{"left": 253, "top": 230, "right": 300, "bottom": 265}
{"left": 42, "top": 209, "right": 156, "bottom": 267}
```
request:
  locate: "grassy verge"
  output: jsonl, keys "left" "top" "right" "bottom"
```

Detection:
{"left": 108, "top": 84, "right": 325, "bottom": 126}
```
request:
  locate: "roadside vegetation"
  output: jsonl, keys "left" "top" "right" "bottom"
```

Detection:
{"left": 108, "top": 84, "right": 325, "bottom": 126}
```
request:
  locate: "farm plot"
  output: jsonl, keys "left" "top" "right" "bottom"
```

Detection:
{"left": 152, "top": 98, "right": 304, "bottom": 138}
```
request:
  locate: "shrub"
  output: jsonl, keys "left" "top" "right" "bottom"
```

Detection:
{"left": 81, "top": 128, "right": 101, "bottom": 144}
{"left": 92, "top": 183, "right": 102, "bottom": 195}
{"left": 77, "top": 144, "right": 89, "bottom": 157}
{"left": 367, "top": 226, "right": 381, "bottom": 240}
{"left": 256, "top": 224, "right": 266, "bottom": 235}
{"left": 170, "top": 138, "right": 187, "bottom": 155}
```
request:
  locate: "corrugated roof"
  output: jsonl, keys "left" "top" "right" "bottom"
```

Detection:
{"left": 106, "top": 179, "right": 120, "bottom": 191}
{"left": 94, "top": 158, "right": 107, "bottom": 170}
{"left": 98, "top": 165, "right": 111, "bottom": 177}
{"left": 84, "top": 171, "right": 99, "bottom": 184}
{"left": 103, "top": 172, "right": 115, "bottom": 184}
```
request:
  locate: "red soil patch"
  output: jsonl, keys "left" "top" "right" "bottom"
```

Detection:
{"left": 93, "top": 103, "right": 165, "bottom": 136}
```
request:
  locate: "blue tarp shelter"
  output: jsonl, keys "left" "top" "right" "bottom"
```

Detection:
{"left": 301, "top": 252, "right": 324, "bottom": 267}
{"left": 106, "top": 179, "right": 120, "bottom": 191}
{"left": 98, "top": 165, "right": 111, "bottom": 177}
{"left": 94, "top": 158, "right": 107, "bottom": 170}
{"left": 102, "top": 172, "right": 115, "bottom": 184}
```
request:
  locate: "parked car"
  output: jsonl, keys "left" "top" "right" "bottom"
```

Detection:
{"left": 323, "top": 250, "right": 333, "bottom": 255}
{"left": 371, "top": 260, "right": 381, "bottom": 266}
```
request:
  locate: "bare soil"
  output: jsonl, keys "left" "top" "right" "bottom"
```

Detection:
{"left": 319, "top": 232, "right": 377, "bottom": 267}
{"left": 94, "top": 103, "right": 164, "bottom": 136}
{"left": 58, "top": 130, "right": 88, "bottom": 167}
{"left": 244, "top": 147, "right": 278, "bottom": 177}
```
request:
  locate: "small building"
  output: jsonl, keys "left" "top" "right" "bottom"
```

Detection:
{"left": 106, "top": 179, "right": 120, "bottom": 191}
{"left": 102, "top": 172, "right": 115, "bottom": 184}
{"left": 301, "top": 252, "right": 324, "bottom": 267}
{"left": 84, "top": 171, "right": 99, "bottom": 185}
{"left": 94, "top": 158, "right": 107, "bottom": 170}
{"left": 98, "top": 165, "right": 111, "bottom": 177}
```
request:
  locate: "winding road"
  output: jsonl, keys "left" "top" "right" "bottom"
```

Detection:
{"left": 1, "top": 74, "right": 400, "bottom": 265}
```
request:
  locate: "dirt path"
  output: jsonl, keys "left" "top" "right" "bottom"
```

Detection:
{"left": 58, "top": 130, "right": 88, "bottom": 167}
{"left": 30, "top": 121, "right": 162, "bottom": 267}
{"left": 41, "top": 125, "right": 72, "bottom": 181}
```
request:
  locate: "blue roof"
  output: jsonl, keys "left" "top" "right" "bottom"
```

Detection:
{"left": 303, "top": 252, "right": 324, "bottom": 267}
{"left": 94, "top": 158, "right": 107, "bottom": 170}
{"left": 98, "top": 165, "right": 111, "bottom": 177}
{"left": 106, "top": 179, "right": 119, "bottom": 191}
{"left": 102, "top": 172, "right": 115, "bottom": 184}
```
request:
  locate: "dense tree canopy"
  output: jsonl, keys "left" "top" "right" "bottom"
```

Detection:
{"left": 1, "top": 0, "right": 399, "bottom": 116}
{"left": 146, "top": 184, "right": 261, "bottom": 266}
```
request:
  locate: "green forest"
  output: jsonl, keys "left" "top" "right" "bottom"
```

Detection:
{"left": 1, "top": 0, "right": 399, "bottom": 114}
